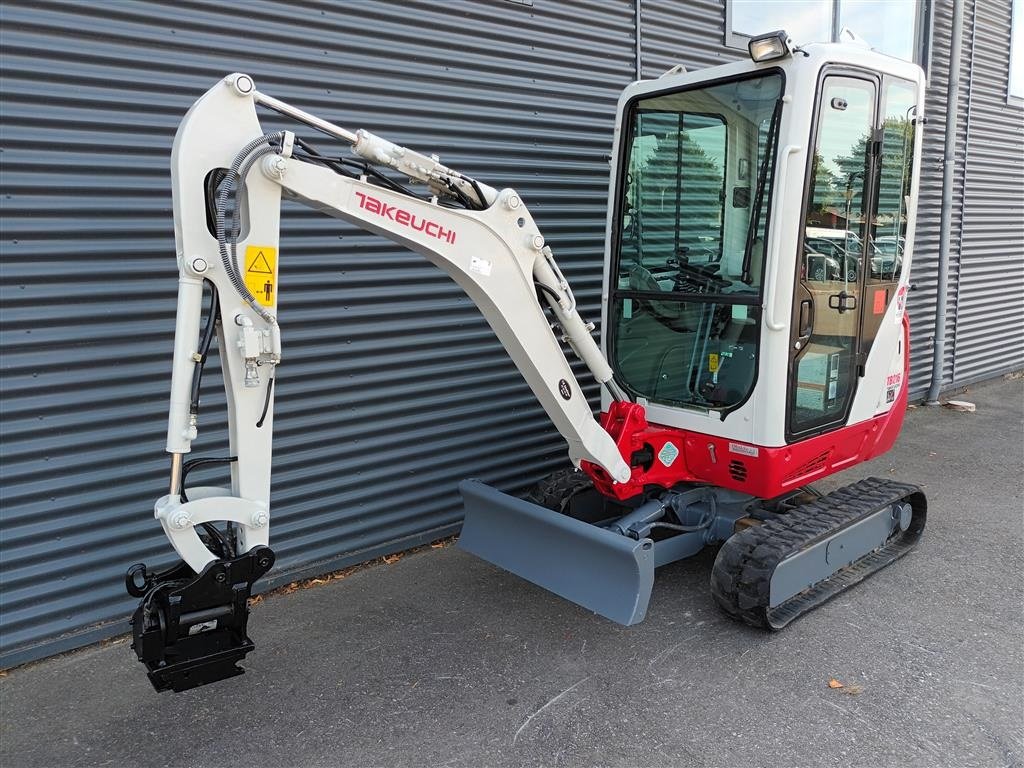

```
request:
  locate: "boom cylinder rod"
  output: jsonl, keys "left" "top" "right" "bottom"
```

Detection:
{"left": 253, "top": 86, "right": 497, "bottom": 207}
{"left": 532, "top": 252, "right": 626, "bottom": 403}
{"left": 165, "top": 275, "right": 205, "bottom": 455}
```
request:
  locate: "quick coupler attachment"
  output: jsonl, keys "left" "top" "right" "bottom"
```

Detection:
{"left": 124, "top": 545, "right": 275, "bottom": 692}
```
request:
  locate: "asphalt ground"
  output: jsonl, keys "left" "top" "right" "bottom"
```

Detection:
{"left": 2, "top": 375, "right": 1022, "bottom": 768}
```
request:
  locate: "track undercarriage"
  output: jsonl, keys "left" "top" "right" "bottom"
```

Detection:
{"left": 459, "top": 470, "right": 926, "bottom": 628}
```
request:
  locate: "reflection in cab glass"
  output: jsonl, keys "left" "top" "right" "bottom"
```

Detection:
{"left": 861, "top": 80, "right": 916, "bottom": 360}
{"left": 791, "top": 76, "right": 917, "bottom": 435}
{"left": 793, "top": 76, "right": 875, "bottom": 434}
{"left": 612, "top": 73, "right": 784, "bottom": 411}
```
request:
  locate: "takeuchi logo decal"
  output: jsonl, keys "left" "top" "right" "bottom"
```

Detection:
{"left": 353, "top": 191, "right": 457, "bottom": 244}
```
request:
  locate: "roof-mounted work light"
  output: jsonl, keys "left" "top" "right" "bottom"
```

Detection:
{"left": 748, "top": 30, "right": 793, "bottom": 62}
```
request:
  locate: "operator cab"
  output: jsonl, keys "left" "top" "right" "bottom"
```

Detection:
{"left": 603, "top": 32, "right": 924, "bottom": 447}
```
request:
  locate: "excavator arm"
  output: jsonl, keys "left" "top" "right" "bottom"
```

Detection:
{"left": 127, "top": 73, "right": 630, "bottom": 691}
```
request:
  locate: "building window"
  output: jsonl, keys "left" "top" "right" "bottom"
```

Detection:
{"left": 726, "top": 0, "right": 924, "bottom": 63}
{"left": 1010, "top": 0, "right": 1023, "bottom": 103}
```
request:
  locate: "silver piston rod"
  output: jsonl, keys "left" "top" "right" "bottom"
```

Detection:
{"left": 169, "top": 453, "right": 184, "bottom": 496}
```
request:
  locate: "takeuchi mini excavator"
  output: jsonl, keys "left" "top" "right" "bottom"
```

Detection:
{"left": 126, "top": 31, "right": 927, "bottom": 692}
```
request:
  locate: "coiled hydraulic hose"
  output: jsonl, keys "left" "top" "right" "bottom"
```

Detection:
{"left": 215, "top": 132, "right": 283, "bottom": 324}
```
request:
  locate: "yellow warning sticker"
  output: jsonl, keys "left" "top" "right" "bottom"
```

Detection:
{"left": 244, "top": 245, "right": 277, "bottom": 307}
{"left": 708, "top": 353, "right": 719, "bottom": 373}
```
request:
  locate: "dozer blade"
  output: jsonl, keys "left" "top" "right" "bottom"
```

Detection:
{"left": 458, "top": 480, "right": 655, "bottom": 625}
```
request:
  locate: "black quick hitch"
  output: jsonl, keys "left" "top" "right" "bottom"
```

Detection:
{"left": 125, "top": 545, "right": 275, "bottom": 693}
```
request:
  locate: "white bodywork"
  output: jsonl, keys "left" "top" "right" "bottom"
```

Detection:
{"left": 158, "top": 41, "right": 924, "bottom": 572}
{"left": 600, "top": 42, "right": 925, "bottom": 447}
{"left": 161, "top": 74, "right": 631, "bottom": 571}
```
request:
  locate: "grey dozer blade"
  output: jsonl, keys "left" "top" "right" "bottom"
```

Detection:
{"left": 458, "top": 480, "right": 656, "bottom": 625}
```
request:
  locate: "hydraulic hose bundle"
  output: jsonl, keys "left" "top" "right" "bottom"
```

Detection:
{"left": 215, "top": 132, "right": 284, "bottom": 325}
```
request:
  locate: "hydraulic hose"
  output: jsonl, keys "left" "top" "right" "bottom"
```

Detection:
{"left": 188, "top": 282, "right": 220, "bottom": 415}
{"left": 215, "top": 133, "right": 283, "bottom": 325}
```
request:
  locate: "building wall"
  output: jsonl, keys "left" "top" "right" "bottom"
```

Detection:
{"left": 0, "top": 0, "right": 637, "bottom": 666}
{"left": 947, "top": 0, "right": 1024, "bottom": 385}
{"left": 0, "top": 0, "right": 1020, "bottom": 666}
{"left": 889, "top": 0, "right": 1024, "bottom": 394}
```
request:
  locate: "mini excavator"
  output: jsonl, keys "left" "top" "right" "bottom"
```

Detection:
{"left": 126, "top": 32, "right": 927, "bottom": 692}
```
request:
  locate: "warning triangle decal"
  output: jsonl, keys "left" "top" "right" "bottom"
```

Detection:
{"left": 246, "top": 251, "right": 273, "bottom": 274}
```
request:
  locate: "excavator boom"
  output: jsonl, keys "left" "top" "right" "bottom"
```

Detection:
{"left": 129, "top": 73, "right": 634, "bottom": 691}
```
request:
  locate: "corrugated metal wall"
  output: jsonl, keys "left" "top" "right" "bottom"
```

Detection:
{"left": 910, "top": 0, "right": 970, "bottom": 395}
{"left": 949, "top": 0, "right": 1024, "bottom": 384}
{"left": 0, "top": 0, "right": 636, "bottom": 666}
{"left": 2, "top": 0, "right": 1021, "bottom": 667}
{"left": 913, "top": 0, "right": 1024, "bottom": 394}
{"left": 639, "top": 0, "right": 739, "bottom": 76}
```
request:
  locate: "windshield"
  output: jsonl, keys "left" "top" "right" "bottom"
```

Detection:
{"left": 611, "top": 71, "right": 784, "bottom": 410}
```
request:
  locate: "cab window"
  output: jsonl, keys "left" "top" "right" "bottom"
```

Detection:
{"left": 611, "top": 72, "right": 784, "bottom": 410}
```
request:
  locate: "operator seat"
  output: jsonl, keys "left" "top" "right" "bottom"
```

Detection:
{"left": 627, "top": 264, "right": 690, "bottom": 327}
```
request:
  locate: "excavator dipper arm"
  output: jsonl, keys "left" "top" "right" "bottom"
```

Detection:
{"left": 128, "top": 73, "right": 630, "bottom": 691}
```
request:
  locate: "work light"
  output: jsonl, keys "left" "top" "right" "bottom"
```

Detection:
{"left": 748, "top": 30, "right": 792, "bottom": 62}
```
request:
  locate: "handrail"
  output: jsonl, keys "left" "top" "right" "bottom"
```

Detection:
{"left": 765, "top": 144, "right": 802, "bottom": 331}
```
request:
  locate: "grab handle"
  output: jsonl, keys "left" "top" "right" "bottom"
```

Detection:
{"left": 765, "top": 144, "right": 802, "bottom": 332}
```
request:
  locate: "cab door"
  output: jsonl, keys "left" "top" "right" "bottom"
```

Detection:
{"left": 788, "top": 73, "right": 877, "bottom": 438}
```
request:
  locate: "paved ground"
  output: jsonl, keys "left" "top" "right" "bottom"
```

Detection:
{"left": 3, "top": 375, "right": 1022, "bottom": 768}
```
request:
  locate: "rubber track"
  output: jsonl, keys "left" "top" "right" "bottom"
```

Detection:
{"left": 710, "top": 476, "right": 927, "bottom": 629}
{"left": 525, "top": 468, "right": 595, "bottom": 513}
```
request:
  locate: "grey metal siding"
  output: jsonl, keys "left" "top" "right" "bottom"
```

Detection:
{"left": 913, "top": 0, "right": 1024, "bottom": 395}
{"left": 951, "top": 0, "right": 1024, "bottom": 383}
{"left": 639, "top": 0, "right": 740, "bottom": 78}
{"left": 0, "top": 0, "right": 636, "bottom": 666}
{"left": 910, "top": 0, "right": 970, "bottom": 396}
